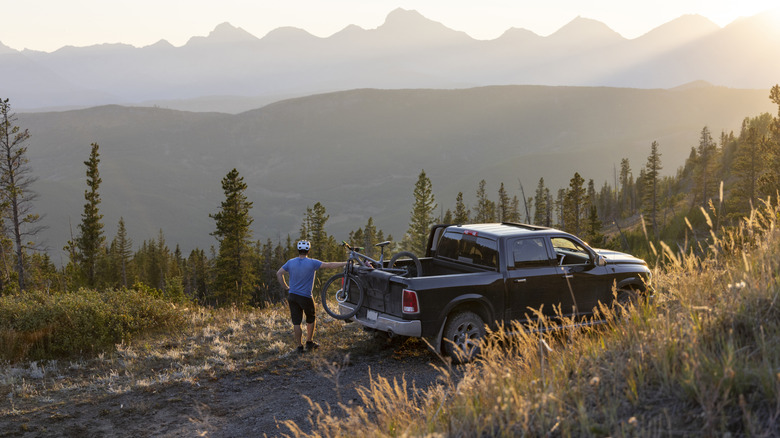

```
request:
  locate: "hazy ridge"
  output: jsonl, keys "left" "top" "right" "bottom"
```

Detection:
{"left": 1, "top": 9, "right": 779, "bottom": 112}
{"left": 19, "top": 85, "right": 774, "bottom": 259}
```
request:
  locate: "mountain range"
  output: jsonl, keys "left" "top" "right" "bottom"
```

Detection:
{"left": 2, "top": 8, "right": 780, "bottom": 112}
{"left": 18, "top": 85, "right": 776, "bottom": 260}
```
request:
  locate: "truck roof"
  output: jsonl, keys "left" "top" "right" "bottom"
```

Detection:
{"left": 447, "top": 222, "right": 559, "bottom": 239}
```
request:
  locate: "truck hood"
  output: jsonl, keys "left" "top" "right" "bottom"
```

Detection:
{"left": 594, "top": 249, "right": 647, "bottom": 265}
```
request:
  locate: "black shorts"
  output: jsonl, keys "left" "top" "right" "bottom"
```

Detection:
{"left": 287, "top": 293, "right": 316, "bottom": 325}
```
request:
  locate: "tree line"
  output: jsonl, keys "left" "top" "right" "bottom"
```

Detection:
{"left": 1, "top": 85, "right": 778, "bottom": 305}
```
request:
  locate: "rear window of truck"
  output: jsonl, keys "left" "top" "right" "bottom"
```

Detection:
{"left": 436, "top": 230, "right": 499, "bottom": 269}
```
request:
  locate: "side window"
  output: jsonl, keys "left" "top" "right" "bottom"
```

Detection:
{"left": 464, "top": 236, "right": 498, "bottom": 269}
{"left": 510, "top": 237, "right": 551, "bottom": 269}
{"left": 550, "top": 237, "right": 591, "bottom": 266}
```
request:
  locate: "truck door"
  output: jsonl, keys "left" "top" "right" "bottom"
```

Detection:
{"left": 506, "top": 237, "right": 561, "bottom": 322}
{"left": 551, "top": 236, "right": 614, "bottom": 316}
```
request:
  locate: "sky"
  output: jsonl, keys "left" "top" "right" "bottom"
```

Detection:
{"left": 1, "top": 0, "right": 779, "bottom": 52}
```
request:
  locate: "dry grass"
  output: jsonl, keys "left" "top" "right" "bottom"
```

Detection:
{"left": 0, "top": 302, "right": 380, "bottom": 417}
{"left": 284, "top": 200, "right": 780, "bottom": 437}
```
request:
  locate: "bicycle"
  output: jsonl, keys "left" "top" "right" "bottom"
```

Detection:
{"left": 320, "top": 241, "right": 422, "bottom": 320}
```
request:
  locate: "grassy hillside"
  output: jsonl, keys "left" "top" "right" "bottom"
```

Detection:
{"left": 1, "top": 199, "right": 777, "bottom": 435}
{"left": 287, "top": 200, "right": 780, "bottom": 436}
{"left": 19, "top": 85, "right": 774, "bottom": 260}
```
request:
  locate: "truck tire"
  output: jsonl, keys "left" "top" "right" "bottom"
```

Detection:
{"left": 442, "top": 311, "right": 486, "bottom": 363}
{"left": 616, "top": 286, "right": 643, "bottom": 307}
{"left": 388, "top": 251, "right": 423, "bottom": 277}
{"left": 321, "top": 273, "right": 364, "bottom": 320}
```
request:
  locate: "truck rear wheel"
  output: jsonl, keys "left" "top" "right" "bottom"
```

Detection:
{"left": 442, "top": 311, "right": 486, "bottom": 363}
{"left": 321, "top": 273, "right": 364, "bottom": 320}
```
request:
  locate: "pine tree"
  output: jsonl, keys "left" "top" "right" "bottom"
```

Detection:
{"left": 563, "top": 172, "right": 586, "bottom": 235}
{"left": 474, "top": 179, "right": 496, "bottom": 223}
{"left": 304, "top": 202, "right": 330, "bottom": 260}
{"left": 453, "top": 192, "right": 469, "bottom": 224}
{"left": 362, "top": 217, "right": 379, "bottom": 257}
{"left": 66, "top": 143, "right": 105, "bottom": 288}
{"left": 757, "top": 85, "right": 780, "bottom": 198}
{"left": 110, "top": 217, "right": 133, "bottom": 287}
{"left": 696, "top": 126, "right": 719, "bottom": 206}
{"left": 210, "top": 168, "right": 255, "bottom": 306}
{"left": 0, "top": 98, "right": 44, "bottom": 291}
{"left": 497, "top": 182, "right": 511, "bottom": 222}
{"left": 619, "top": 158, "right": 632, "bottom": 218}
{"left": 544, "top": 187, "right": 553, "bottom": 227}
{"left": 584, "top": 205, "right": 605, "bottom": 247}
{"left": 405, "top": 170, "right": 436, "bottom": 255}
{"left": 643, "top": 141, "right": 662, "bottom": 240}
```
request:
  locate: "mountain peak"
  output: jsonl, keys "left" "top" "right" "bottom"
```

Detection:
{"left": 377, "top": 8, "right": 472, "bottom": 42}
{"left": 187, "top": 22, "right": 259, "bottom": 45}
{"left": 262, "top": 26, "right": 317, "bottom": 43}
{"left": 549, "top": 16, "right": 624, "bottom": 44}
{"left": 0, "top": 41, "right": 17, "bottom": 54}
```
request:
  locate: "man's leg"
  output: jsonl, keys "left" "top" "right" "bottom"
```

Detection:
{"left": 303, "top": 297, "right": 318, "bottom": 350}
{"left": 288, "top": 295, "right": 305, "bottom": 351}
{"left": 294, "top": 324, "right": 303, "bottom": 346}
{"left": 305, "top": 320, "right": 316, "bottom": 343}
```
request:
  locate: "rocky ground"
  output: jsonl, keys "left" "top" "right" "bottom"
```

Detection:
{"left": 1, "top": 335, "right": 445, "bottom": 437}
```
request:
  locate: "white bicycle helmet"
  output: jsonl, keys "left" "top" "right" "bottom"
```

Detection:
{"left": 297, "top": 240, "right": 311, "bottom": 251}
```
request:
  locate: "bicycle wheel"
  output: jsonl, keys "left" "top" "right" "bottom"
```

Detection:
{"left": 320, "top": 273, "right": 365, "bottom": 320}
{"left": 388, "top": 251, "right": 423, "bottom": 277}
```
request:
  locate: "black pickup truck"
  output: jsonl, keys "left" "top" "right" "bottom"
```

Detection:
{"left": 341, "top": 223, "right": 651, "bottom": 361}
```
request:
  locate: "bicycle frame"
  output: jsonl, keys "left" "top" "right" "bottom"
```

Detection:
{"left": 341, "top": 241, "right": 406, "bottom": 274}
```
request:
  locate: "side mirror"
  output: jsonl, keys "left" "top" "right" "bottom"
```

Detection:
{"left": 596, "top": 255, "right": 607, "bottom": 267}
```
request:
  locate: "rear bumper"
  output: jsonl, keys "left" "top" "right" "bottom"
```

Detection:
{"left": 339, "top": 304, "right": 422, "bottom": 337}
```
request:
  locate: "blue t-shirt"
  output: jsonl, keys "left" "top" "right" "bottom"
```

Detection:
{"left": 282, "top": 257, "right": 323, "bottom": 298}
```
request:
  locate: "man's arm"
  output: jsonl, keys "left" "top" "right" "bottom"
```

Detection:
{"left": 276, "top": 267, "right": 289, "bottom": 291}
{"left": 319, "top": 261, "right": 348, "bottom": 270}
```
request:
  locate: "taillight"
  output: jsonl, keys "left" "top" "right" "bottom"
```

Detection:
{"left": 402, "top": 289, "right": 420, "bottom": 314}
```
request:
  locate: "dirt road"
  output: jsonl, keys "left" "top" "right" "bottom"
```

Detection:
{"left": 1, "top": 337, "right": 444, "bottom": 437}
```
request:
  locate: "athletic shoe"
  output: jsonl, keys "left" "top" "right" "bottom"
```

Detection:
{"left": 296, "top": 345, "right": 304, "bottom": 354}
{"left": 305, "top": 341, "right": 319, "bottom": 351}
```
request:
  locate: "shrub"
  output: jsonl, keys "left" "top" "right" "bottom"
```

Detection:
{"left": 0, "top": 288, "right": 186, "bottom": 361}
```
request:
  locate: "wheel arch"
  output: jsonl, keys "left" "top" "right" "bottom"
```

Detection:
{"left": 431, "top": 294, "right": 494, "bottom": 354}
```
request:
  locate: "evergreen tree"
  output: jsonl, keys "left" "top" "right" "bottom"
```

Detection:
{"left": 544, "top": 187, "right": 553, "bottom": 227}
{"left": 0, "top": 98, "right": 44, "bottom": 291}
{"left": 732, "top": 115, "right": 771, "bottom": 214}
{"left": 304, "top": 202, "right": 330, "bottom": 260}
{"left": 555, "top": 188, "right": 566, "bottom": 229}
{"left": 619, "top": 158, "right": 632, "bottom": 218}
{"left": 404, "top": 169, "right": 436, "bottom": 255}
{"left": 474, "top": 179, "right": 496, "bottom": 222}
{"left": 361, "top": 217, "right": 379, "bottom": 257}
{"left": 184, "top": 248, "right": 209, "bottom": 302}
{"left": 66, "top": 143, "right": 105, "bottom": 288}
{"left": 453, "top": 192, "right": 469, "bottom": 224}
{"left": 442, "top": 209, "right": 454, "bottom": 224}
{"left": 497, "top": 182, "right": 511, "bottom": 222}
{"left": 584, "top": 205, "right": 605, "bottom": 247}
{"left": 210, "top": 168, "right": 255, "bottom": 306}
{"left": 111, "top": 217, "right": 132, "bottom": 287}
{"left": 643, "top": 141, "right": 662, "bottom": 240}
{"left": 563, "top": 172, "right": 586, "bottom": 235}
{"left": 509, "top": 195, "right": 521, "bottom": 223}
{"left": 695, "top": 126, "right": 719, "bottom": 206}
{"left": 757, "top": 85, "right": 780, "bottom": 198}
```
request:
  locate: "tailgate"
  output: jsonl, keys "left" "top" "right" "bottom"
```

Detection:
{"left": 356, "top": 268, "right": 405, "bottom": 316}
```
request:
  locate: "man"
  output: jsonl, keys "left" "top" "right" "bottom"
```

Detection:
{"left": 277, "top": 240, "right": 347, "bottom": 353}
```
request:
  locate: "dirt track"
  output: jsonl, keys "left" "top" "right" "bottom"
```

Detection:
{"left": 1, "top": 337, "right": 444, "bottom": 437}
